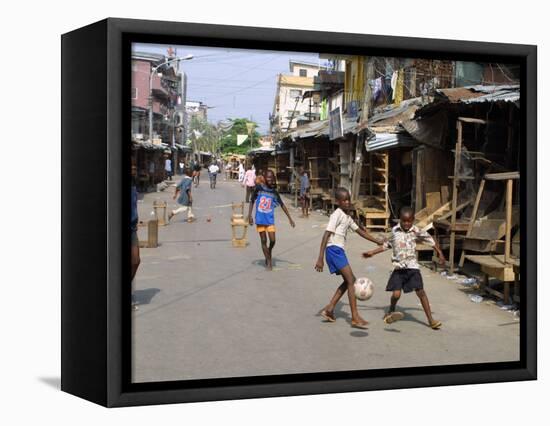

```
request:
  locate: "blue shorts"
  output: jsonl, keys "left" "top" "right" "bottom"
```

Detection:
{"left": 325, "top": 246, "right": 349, "bottom": 274}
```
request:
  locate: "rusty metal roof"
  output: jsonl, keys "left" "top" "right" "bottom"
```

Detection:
{"left": 436, "top": 84, "right": 519, "bottom": 104}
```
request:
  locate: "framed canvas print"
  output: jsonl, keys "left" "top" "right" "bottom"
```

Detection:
{"left": 61, "top": 18, "right": 537, "bottom": 407}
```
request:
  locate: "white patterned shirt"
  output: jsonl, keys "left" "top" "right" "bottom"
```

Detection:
{"left": 383, "top": 224, "right": 436, "bottom": 270}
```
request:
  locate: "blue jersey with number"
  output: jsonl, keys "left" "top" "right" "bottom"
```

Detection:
{"left": 251, "top": 185, "right": 284, "bottom": 225}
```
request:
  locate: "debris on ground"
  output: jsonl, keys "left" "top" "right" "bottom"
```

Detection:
{"left": 469, "top": 294, "right": 484, "bottom": 303}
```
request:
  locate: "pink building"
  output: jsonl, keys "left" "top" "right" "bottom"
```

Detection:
{"left": 131, "top": 51, "right": 181, "bottom": 142}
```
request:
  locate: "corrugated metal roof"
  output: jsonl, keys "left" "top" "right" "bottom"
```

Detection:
{"left": 284, "top": 116, "right": 369, "bottom": 142}
{"left": 370, "top": 97, "right": 422, "bottom": 126}
{"left": 436, "top": 84, "right": 519, "bottom": 104}
{"left": 365, "top": 133, "right": 416, "bottom": 152}
{"left": 248, "top": 146, "right": 275, "bottom": 156}
{"left": 132, "top": 140, "right": 170, "bottom": 151}
{"left": 462, "top": 84, "right": 520, "bottom": 104}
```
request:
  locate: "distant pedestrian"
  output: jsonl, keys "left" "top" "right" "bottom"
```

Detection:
{"left": 248, "top": 170, "right": 295, "bottom": 271}
{"left": 178, "top": 161, "right": 185, "bottom": 175}
{"left": 165, "top": 157, "right": 173, "bottom": 181}
{"left": 298, "top": 166, "right": 310, "bottom": 218}
{"left": 224, "top": 162, "right": 232, "bottom": 180}
{"left": 363, "top": 206, "right": 446, "bottom": 329}
{"left": 238, "top": 161, "right": 245, "bottom": 183}
{"left": 243, "top": 165, "right": 256, "bottom": 202}
{"left": 208, "top": 162, "right": 220, "bottom": 189}
{"left": 315, "top": 187, "right": 384, "bottom": 329}
{"left": 168, "top": 168, "right": 195, "bottom": 223}
{"left": 192, "top": 162, "right": 201, "bottom": 187}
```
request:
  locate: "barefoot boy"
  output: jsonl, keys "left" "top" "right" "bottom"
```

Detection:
{"left": 363, "top": 206, "right": 445, "bottom": 329}
{"left": 248, "top": 169, "right": 295, "bottom": 270}
{"left": 315, "top": 187, "right": 384, "bottom": 329}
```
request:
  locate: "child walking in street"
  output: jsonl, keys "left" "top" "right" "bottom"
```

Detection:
{"left": 315, "top": 187, "right": 384, "bottom": 329}
{"left": 168, "top": 168, "right": 195, "bottom": 223}
{"left": 298, "top": 166, "right": 310, "bottom": 218}
{"left": 363, "top": 206, "right": 446, "bottom": 329}
{"left": 248, "top": 169, "right": 295, "bottom": 271}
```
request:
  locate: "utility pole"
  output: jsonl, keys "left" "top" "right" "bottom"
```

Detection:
{"left": 246, "top": 121, "right": 255, "bottom": 152}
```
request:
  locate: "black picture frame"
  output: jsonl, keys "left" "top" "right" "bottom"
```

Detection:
{"left": 61, "top": 17, "right": 537, "bottom": 407}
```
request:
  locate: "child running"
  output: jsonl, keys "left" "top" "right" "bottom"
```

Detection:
{"left": 168, "top": 168, "right": 195, "bottom": 223}
{"left": 363, "top": 206, "right": 445, "bottom": 329}
{"left": 315, "top": 187, "right": 384, "bottom": 329}
{"left": 248, "top": 169, "right": 295, "bottom": 271}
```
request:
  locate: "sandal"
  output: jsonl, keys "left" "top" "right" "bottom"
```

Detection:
{"left": 351, "top": 320, "right": 369, "bottom": 330}
{"left": 383, "top": 311, "right": 405, "bottom": 324}
{"left": 320, "top": 309, "right": 336, "bottom": 322}
{"left": 430, "top": 320, "right": 442, "bottom": 330}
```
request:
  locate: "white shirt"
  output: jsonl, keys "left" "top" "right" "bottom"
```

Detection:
{"left": 326, "top": 208, "right": 359, "bottom": 249}
{"left": 209, "top": 165, "right": 219, "bottom": 174}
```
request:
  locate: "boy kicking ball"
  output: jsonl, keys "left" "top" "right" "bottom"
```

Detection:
{"left": 315, "top": 187, "right": 384, "bottom": 330}
{"left": 363, "top": 206, "right": 446, "bottom": 330}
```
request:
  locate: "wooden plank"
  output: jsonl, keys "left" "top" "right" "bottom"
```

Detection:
{"left": 484, "top": 171, "right": 520, "bottom": 180}
{"left": 426, "top": 192, "right": 441, "bottom": 212}
{"left": 147, "top": 219, "right": 158, "bottom": 248}
{"left": 464, "top": 254, "right": 519, "bottom": 268}
{"left": 435, "top": 200, "right": 470, "bottom": 222}
{"left": 415, "top": 148, "right": 424, "bottom": 211}
{"left": 449, "top": 120, "right": 462, "bottom": 273}
{"left": 481, "top": 264, "right": 515, "bottom": 282}
{"left": 416, "top": 201, "right": 452, "bottom": 228}
{"left": 505, "top": 178, "right": 513, "bottom": 263}
{"left": 459, "top": 179, "right": 485, "bottom": 267}
{"left": 458, "top": 117, "right": 486, "bottom": 124}
{"left": 441, "top": 185, "right": 449, "bottom": 203}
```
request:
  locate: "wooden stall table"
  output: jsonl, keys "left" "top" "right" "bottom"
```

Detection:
{"left": 465, "top": 254, "right": 519, "bottom": 305}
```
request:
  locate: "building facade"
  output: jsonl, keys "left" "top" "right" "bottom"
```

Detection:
{"left": 131, "top": 51, "right": 182, "bottom": 145}
{"left": 271, "top": 60, "right": 326, "bottom": 138}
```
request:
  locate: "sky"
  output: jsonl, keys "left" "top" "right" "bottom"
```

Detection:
{"left": 133, "top": 43, "right": 322, "bottom": 134}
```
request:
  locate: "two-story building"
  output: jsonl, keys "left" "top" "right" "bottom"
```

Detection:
{"left": 271, "top": 60, "right": 326, "bottom": 138}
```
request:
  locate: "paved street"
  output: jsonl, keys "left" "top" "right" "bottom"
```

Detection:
{"left": 132, "top": 173, "right": 519, "bottom": 383}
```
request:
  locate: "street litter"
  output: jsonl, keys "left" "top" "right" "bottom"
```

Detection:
{"left": 469, "top": 295, "right": 484, "bottom": 303}
{"left": 460, "top": 277, "right": 478, "bottom": 286}
{"left": 440, "top": 271, "right": 457, "bottom": 279}
{"left": 496, "top": 300, "right": 518, "bottom": 311}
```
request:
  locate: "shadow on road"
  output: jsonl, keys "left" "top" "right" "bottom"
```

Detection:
{"left": 133, "top": 288, "right": 161, "bottom": 305}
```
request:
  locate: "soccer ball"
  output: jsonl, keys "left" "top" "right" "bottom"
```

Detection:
{"left": 354, "top": 277, "right": 374, "bottom": 301}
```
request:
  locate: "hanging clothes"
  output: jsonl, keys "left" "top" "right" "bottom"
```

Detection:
{"left": 391, "top": 71, "right": 398, "bottom": 101}
{"left": 320, "top": 98, "right": 328, "bottom": 120}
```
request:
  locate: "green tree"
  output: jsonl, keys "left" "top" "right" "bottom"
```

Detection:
{"left": 219, "top": 118, "right": 261, "bottom": 155}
